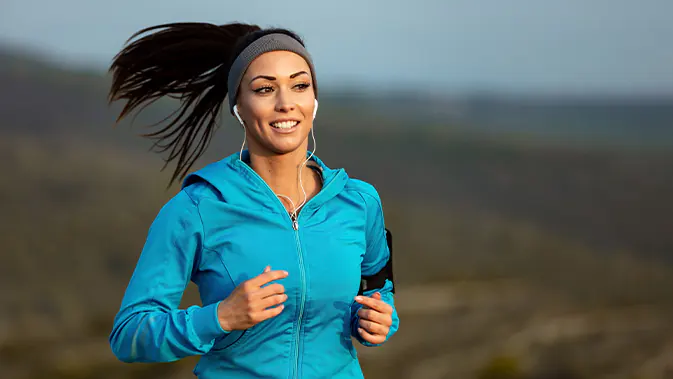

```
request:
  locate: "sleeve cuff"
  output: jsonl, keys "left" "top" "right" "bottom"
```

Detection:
{"left": 191, "top": 301, "right": 229, "bottom": 344}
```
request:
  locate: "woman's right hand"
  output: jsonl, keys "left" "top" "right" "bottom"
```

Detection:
{"left": 217, "top": 266, "right": 288, "bottom": 331}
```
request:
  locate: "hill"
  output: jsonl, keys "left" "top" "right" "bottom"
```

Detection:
{"left": 2, "top": 48, "right": 673, "bottom": 260}
{"left": 2, "top": 48, "right": 673, "bottom": 378}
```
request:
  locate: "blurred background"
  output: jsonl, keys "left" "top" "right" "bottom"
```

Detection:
{"left": 2, "top": 1, "right": 673, "bottom": 378}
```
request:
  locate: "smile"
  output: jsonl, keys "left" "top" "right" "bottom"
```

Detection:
{"left": 270, "top": 120, "right": 299, "bottom": 129}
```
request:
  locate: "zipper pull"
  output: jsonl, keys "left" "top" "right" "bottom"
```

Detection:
{"left": 291, "top": 214, "right": 299, "bottom": 230}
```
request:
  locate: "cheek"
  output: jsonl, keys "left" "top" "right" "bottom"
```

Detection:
{"left": 244, "top": 101, "right": 274, "bottom": 125}
{"left": 299, "top": 99, "right": 316, "bottom": 119}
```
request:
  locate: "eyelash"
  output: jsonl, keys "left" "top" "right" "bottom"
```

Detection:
{"left": 253, "top": 82, "right": 311, "bottom": 94}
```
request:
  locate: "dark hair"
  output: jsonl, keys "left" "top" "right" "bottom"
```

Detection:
{"left": 108, "top": 22, "right": 306, "bottom": 187}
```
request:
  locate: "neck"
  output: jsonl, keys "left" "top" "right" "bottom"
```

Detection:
{"left": 247, "top": 144, "right": 319, "bottom": 213}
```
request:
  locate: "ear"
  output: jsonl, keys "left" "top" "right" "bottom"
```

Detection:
{"left": 313, "top": 99, "right": 319, "bottom": 120}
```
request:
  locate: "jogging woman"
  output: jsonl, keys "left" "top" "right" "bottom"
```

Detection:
{"left": 108, "top": 22, "right": 399, "bottom": 378}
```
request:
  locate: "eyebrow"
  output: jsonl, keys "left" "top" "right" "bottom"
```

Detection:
{"left": 249, "top": 71, "right": 310, "bottom": 84}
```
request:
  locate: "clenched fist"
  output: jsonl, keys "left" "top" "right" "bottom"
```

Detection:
{"left": 217, "top": 266, "right": 288, "bottom": 331}
{"left": 354, "top": 292, "right": 393, "bottom": 345}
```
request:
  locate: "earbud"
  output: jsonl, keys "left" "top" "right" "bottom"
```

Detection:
{"left": 233, "top": 105, "right": 244, "bottom": 126}
{"left": 313, "top": 99, "right": 319, "bottom": 120}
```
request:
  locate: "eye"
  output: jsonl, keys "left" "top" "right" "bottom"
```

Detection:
{"left": 294, "top": 82, "right": 311, "bottom": 91}
{"left": 253, "top": 86, "right": 273, "bottom": 94}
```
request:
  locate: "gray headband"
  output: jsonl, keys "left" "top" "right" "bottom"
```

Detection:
{"left": 227, "top": 33, "right": 318, "bottom": 113}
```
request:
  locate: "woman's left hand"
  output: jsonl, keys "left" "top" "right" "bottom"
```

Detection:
{"left": 354, "top": 292, "right": 393, "bottom": 344}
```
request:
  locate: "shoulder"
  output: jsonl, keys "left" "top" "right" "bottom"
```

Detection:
{"left": 344, "top": 177, "right": 382, "bottom": 206}
{"left": 146, "top": 189, "right": 203, "bottom": 237}
{"left": 343, "top": 178, "right": 384, "bottom": 226}
{"left": 157, "top": 189, "right": 197, "bottom": 215}
{"left": 155, "top": 179, "right": 219, "bottom": 222}
{"left": 313, "top": 153, "right": 380, "bottom": 204}
{"left": 181, "top": 177, "right": 223, "bottom": 204}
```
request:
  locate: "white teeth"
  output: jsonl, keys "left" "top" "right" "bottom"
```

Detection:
{"left": 271, "top": 121, "right": 298, "bottom": 129}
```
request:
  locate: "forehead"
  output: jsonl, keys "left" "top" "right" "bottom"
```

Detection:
{"left": 243, "top": 51, "right": 311, "bottom": 78}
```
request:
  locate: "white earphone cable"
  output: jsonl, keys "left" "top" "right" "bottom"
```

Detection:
{"left": 234, "top": 101, "right": 318, "bottom": 219}
{"left": 295, "top": 126, "right": 317, "bottom": 214}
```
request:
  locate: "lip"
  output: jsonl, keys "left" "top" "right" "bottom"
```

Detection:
{"left": 269, "top": 119, "right": 301, "bottom": 134}
{"left": 269, "top": 118, "right": 301, "bottom": 124}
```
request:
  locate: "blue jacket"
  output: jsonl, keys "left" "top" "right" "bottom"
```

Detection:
{"left": 109, "top": 150, "right": 399, "bottom": 378}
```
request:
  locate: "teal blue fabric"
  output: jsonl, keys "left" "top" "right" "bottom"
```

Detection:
{"left": 109, "top": 150, "right": 399, "bottom": 378}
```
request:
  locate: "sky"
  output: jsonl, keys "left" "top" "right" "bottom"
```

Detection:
{"left": 1, "top": 0, "right": 673, "bottom": 96}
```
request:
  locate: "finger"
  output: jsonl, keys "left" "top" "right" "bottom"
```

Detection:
{"left": 254, "top": 303, "right": 285, "bottom": 323}
{"left": 354, "top": 295, "right": 393, "bottom": 314}
{"left": 358, "top": 318, "right": 389, "bottom": 336}
{"left": 248, "top": 269, "right": 289, "bottom": 288}
{"left": 257, "top": 283, "right": 286, "bottom": 298}
{"left": 358, "top": 327, "right": 385, "bottom": 345}
{"left": 263, "top": 266, "right": 271, "bottom": 273}
{"left": 256, "top": 293, "right": 288, "bottom": 310}
{"left": 368, "top": 293, "right": 383, "bottom": 310}
{"left": 358, "top": 308, "right": 393, "bottom": 327}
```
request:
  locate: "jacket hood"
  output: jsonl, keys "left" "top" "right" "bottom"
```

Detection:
{"left": 181, "top": 150, "right": 349, "bottom": 215}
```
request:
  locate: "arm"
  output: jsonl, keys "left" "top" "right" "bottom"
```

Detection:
{"left": 350, "top": 190, "right": 400, "bottom": 347}
{"left": 109, "top": 190, "right": 228, "bottom": 363}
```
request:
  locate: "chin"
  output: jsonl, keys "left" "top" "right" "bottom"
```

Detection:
{"left": 267, "top": 140, "right": 306, "bottom": 155}
{"left": 264, "top": 132, "right": 311, "bottom": 155}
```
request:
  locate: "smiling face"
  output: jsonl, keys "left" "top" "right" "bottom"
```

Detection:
{"left": 235, "top": 50, "right": 316, "bottom": 157}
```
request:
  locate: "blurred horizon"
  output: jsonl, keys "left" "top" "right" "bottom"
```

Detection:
{"left": 3, "top": 0, "right": 673, "bottom": 97}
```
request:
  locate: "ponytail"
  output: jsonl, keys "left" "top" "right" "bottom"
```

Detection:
{"left": 108, "top": 22, "right": 261, "bottom": 187}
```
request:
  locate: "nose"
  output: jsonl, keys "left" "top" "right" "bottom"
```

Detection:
{"left": 274, "top": 88, "right": 296, "bottom": 113}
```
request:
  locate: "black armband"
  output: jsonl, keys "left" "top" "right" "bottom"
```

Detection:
{"left": 358, "top": 228, "right": 395, "bottom": 295}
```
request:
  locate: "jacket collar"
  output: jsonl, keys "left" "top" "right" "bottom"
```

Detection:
{"left": 182, "top": 150, "right": 348, "bottom": 215}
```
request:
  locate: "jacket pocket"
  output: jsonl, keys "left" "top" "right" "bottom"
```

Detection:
{"left": 209, "top": 325, "right": 257, "bottom": 354}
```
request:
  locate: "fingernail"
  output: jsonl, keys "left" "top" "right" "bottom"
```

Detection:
{"left": 283, "top": 270, "right": 289, "bottom": 275}
{"left": 355, "top": 296, "right": 363, "bottom": 301}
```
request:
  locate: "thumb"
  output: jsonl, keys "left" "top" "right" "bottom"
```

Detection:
{"left": 264, "top": 265, "right": 271, "bottom": 273}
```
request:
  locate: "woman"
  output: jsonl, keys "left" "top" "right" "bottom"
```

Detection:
{"left": 108, "top": 22, "right": 399, "bottom": 378}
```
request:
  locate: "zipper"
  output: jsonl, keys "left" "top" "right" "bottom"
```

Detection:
{"left": 291, "top": 213, "right": 299, "bottom": 231}
{"left": 236, "top": 160, "right": 340, "bottom": 378}
{"left": 291, "top": 212, "right": 304, "bottom": 379}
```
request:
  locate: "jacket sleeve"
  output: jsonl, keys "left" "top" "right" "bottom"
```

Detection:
{"left": 109, "top": 190, "right": 228, "bottom": 363}
{"left": 350, "top": 189, "right": 400, "bottom": 346}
